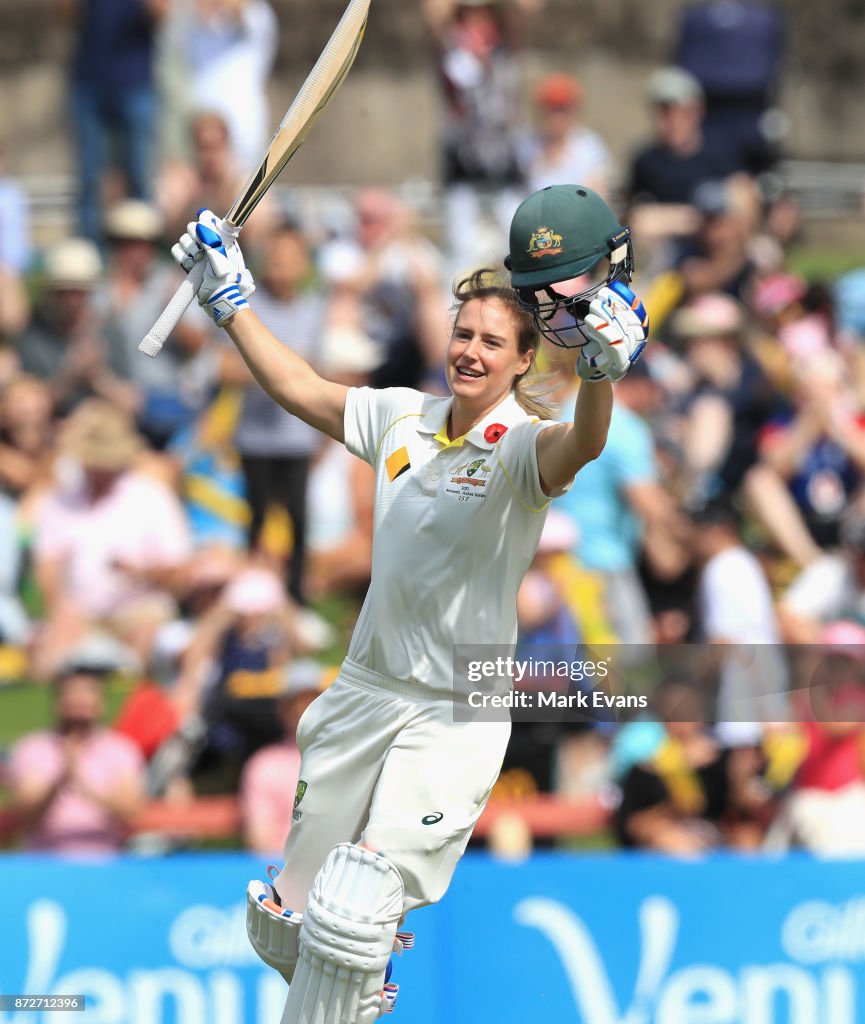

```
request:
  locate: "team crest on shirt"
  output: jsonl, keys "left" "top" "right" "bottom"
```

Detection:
{"left": 293, "top": 780, "right": 307, "bottom": 822}
{"left": 528, "top": 226, "right": 563, "bottom": 259}
{"left": 447, "top": 458, "right": 491, "bottom": 500}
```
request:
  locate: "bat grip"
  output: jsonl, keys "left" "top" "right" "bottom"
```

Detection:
{"left": 138, "top": 260, "right": 206, "bottom": 358}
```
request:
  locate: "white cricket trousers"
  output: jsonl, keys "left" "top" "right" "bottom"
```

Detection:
{"left": 274, "top": 660, "right": 511, "bottom": 915}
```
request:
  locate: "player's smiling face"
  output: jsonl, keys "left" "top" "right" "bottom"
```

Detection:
{"left": 447, "top": 298, "right": 532, "bottom": 416}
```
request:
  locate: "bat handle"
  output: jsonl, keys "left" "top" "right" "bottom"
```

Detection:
{"left": 138, "top": 259, "right": 206, "bottom": 358}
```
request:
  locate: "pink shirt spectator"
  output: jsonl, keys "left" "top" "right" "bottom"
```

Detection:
{"left": 34, "top": 471, "right": 191, "bottom": 618}
{"left": 7, "top": 729, "right": 145, "bottom": 854}
{"left": 796, "top": 722, "right": 865, "bottom": 793}
{"left": 240, "top": 742, "right": 302, "bottom": 855}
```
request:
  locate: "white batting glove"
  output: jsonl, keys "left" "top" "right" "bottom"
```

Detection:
{"left": 576, "top": 282, "right": 650, "bottom": 383}
{"left": 171, "top": 208, "right": 255, "bottom": 326}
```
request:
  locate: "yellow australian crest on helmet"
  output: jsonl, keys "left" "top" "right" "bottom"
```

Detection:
{"left": 528, "top": 226, "right": 563, "bottom": 259}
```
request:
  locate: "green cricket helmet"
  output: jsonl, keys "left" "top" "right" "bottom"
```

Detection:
{"left": 505, "top": 184, "right": 634, "bottom": 348}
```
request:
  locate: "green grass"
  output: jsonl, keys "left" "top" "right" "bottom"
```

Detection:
{"left": 0, "top": 677, "right": 134, "bottom": 749}
{"left": 787, "top": 243, "right": 865, "bottom": 282}
{"left": 0, "top": 595, "right": 354, "bottom": 753}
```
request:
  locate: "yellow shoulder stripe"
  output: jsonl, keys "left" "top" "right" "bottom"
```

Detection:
{"left": 495, "top": 455, "right": 549, "bottom": 514}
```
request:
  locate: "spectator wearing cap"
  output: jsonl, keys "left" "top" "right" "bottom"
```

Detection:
{"left": 627, "top": 67, "right": 738, "bottom": 208}
{"left": 780, "top": 508, "right": 865, "bottom": 644}
{"left": 5, "top": 636, "right": 145, "bottom": 853}
{"left": 239, "top": 659, "right": 328, "bottom": 855}
{"left": 219, "top": 221, "right": 326, "bottom": 604}
{"left": 172, "top": 566, "right": 297, "bottom": 791}
{"left": 670, "top": 292, "right": 777, "bottom": 507}
{"left": 14, "top": 238, "right": 127, "bottom": 415}
{"left": 689, "top": 500, "right": 788, "bottom": 723}
{"left": 625, "top": 67, "right": 741, "bottom": 258}
{"left": 30, "top": 399, "right": 191, "bottom": 679}
{"left": 93, "top": 199, "right": 214, "bottom": 449}
{"left": 517, "top": 72, "right": 612, "bottom": 198}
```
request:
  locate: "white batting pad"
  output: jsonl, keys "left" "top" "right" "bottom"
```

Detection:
{"left": 247, "top": 880, "right": 303, "bottom": 982}
{"left": 281, "top": 844, "right": 404, "bottom": 1024}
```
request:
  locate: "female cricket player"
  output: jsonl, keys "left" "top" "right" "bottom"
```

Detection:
{"left": 170, "top": 184, "right": 648, "bottom": 1024}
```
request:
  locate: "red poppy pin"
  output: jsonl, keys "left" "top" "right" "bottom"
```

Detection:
{"left": 484, "top": 423, "right": 507, "bottom": 444}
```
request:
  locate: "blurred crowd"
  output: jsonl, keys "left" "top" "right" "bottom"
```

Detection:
{"left": 3, "top": 0, "right": 865, "bottom": 861}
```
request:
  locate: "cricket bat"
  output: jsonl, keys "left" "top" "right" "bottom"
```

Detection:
{"left": 139, "top": 0, "right": 372, "bottom": 357}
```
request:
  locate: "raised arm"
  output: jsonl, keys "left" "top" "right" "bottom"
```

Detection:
{"left": 172, "top": 210, "right": 348, "bottom": 442}
{"left": 536, "top": 379, "right": 612, "bottom": 494}
{"left": 226, "top": 310, "right": 348, "bottom": 442}
{"left": 536, "top": 283, "right": 650, "bottom": 493}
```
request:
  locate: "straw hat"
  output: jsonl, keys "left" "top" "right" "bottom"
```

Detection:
{"left": 104, "top": 199, "right": 164, "bottom": 242}
{"left": 63, "top": 399, "right": 143, "bottom": 472}
{"left": 44, "top": 238, "right": 102, "bottom": 289}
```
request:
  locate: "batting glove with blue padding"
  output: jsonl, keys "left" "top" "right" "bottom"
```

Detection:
{"left": 171, "top": 209, "right": 255, "bottom": 326}
{"left": 576, "top": 281, "right": 650, "bottom": 383}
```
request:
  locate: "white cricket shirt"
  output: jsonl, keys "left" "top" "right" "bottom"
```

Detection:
{"left": 342, "top": 386, "right": 562, "bottom": 693}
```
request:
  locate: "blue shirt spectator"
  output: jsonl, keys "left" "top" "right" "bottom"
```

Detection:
{"left": 553, "top": 363, "right": 688, "bottom": 646}
{"left": 557, "top": 401, "right": 656, "bottom": 573}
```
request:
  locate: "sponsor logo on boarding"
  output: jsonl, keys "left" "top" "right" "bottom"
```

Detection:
{"left": 515, "top": 894, "right": 865, "bottom": 1023}
{"left": 448, "top": 458, "right": 491, "bottom": 498}
{"left": 528, "top": 226, "right": 563, "bottom": 259}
